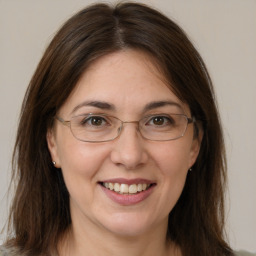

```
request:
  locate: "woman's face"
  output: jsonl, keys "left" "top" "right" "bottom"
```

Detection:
{"left": 47, "top": 50, "right": 201, "bottom": 238}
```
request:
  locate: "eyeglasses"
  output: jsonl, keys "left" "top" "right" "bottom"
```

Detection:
{"left": 56, "top": 113, "right": 195, "bottom": 143}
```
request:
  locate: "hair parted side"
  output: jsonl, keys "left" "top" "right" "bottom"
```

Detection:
{"left": 5, "top": 2, "right": 233, "bottom": 256}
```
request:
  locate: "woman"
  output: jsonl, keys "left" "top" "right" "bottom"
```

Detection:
{"left": 0, "top": 2, "right": 254, "bottom": 256}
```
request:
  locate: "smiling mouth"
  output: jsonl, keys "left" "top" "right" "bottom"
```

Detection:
{"left": 99, "top": 182, "right": 155, "bottom": 194}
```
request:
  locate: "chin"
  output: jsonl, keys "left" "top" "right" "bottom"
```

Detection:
{"left": 100, "top": 211, "right": 156, "bottom": 237}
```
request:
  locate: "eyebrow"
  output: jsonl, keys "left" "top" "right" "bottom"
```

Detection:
{"left": 143, "top": 101, "right": 183, "bottom": 112}
{"left": 71, "top": 100, "right": 183, "bottom": 115}
{"left": 71, "top": 100, "right": 115, "bottom": 114}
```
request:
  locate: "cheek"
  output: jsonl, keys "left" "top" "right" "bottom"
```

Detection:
{"left": 154, "top": 141, "right": 191, "bottom": 196}
{"left": 56, "top": 137, "right": 110, "bottom": 190}
{"left": 57, "top": 141, "right": 112, "bottom": 213}
{"left": 152, "top": 140, "right": 192, "bottom": 176}
{"left": 148, "top": 142, "right": 191, "bottom": 216}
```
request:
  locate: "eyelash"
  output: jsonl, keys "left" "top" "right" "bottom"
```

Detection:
{"left": 146, "top": 115, "right": 174, "bottom": 126}
{"left": 80, "top": 115, "right": 109, "bottom": 126}
{"left": 77, "top": 113, "right": 176, "bottom": 127}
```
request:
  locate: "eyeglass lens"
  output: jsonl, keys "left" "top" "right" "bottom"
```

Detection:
{"left": 68, "top": 114, "right": 190, "bottom": 142}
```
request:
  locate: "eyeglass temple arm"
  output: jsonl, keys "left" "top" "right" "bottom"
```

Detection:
{"left": 188, "top": 116, "right": 196, "bottom": 124}
{"left": 55, "top": 116, "right": 71, "bottom": 127}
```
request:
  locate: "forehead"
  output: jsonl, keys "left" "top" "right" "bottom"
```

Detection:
{"left": 59, "top": 49, "right": 190, "bottom": 117}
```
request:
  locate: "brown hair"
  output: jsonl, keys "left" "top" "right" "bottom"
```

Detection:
{"left": 5, "top": 2, "right": 233, "bottom": 256}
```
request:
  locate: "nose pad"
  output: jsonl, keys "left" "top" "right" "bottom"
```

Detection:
{"left": 110, "top": 124, "right": 148, "bottom": 170}
{"left": 117, "top": 125, "right": 123, "bottom": 136}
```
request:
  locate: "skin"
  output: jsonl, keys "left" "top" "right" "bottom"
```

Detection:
{"left": 47, "top": 49, "right": 202, "bottom": 256}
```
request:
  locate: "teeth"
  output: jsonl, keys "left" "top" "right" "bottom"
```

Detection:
{"left": 102, "top": 182, "right": 151, "bottom": 194}
{"left": 108, "top": 183, "right": 114, "bottom": 190}
{"left": 120, "top": 184, "right": 129, "bottom": 193}
{"left": 129, "top": 184, "right": 137, "bottom": 194}
{"left": 104, "top": 182, "right": 109, "bottom": 189}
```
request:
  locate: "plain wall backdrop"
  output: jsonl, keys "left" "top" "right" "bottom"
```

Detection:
{"left": 0, "top": 0, "right": 255, "bottom": 252}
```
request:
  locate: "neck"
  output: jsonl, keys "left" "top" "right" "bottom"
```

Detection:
{"left": 58, "top": 218, "right": 180, "bottom": 256}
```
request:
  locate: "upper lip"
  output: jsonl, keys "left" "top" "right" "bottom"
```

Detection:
{"left": 99, "top": 178, "right": 156, "bottom": 186}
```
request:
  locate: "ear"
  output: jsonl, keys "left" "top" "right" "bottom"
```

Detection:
{"left": 46, "top": 128, "right": 61, "bottom": 168}
{"left": 188, "top": 128, "right": 203, "bottom": 168}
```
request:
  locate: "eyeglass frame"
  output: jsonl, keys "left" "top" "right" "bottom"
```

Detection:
{"left": 55, "top": 113, "right": 196, "bottom": 143}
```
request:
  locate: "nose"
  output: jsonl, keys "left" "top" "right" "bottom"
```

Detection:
{"left": 110, "top": 123, "right": 149, "bottom": 170}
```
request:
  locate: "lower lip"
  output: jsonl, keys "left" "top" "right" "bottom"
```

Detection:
{"left": 100, "top": 184, "right": 155, "bottom": 206}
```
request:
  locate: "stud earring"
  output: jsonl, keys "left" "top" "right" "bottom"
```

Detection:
{"left": 189, "top": 168, "right": 192, "bottom": 172}
{"left": 52, "top": 161, "right": 56, "bottom": 165}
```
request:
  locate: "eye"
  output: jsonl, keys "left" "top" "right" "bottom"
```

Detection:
{"left": 146, "top": 115, "right": 174, "bottom": 126}
{"left": 151, "top": 116, "right": 165, "bottom": 125}
{"left": 80, "top": 115, "right": 109, "bottom": 127}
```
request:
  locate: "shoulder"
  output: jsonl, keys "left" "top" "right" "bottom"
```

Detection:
{"left": 234, "top": 250, "right": 256, "bottom": 256}
{"left": 0, "top": 245, "right": 56, "bottom": 256}
{"left": 0, "top": 245, "right": 24, "bottom": 256}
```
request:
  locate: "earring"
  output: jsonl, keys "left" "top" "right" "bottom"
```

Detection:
{"left": 52, "top": 161, "right": 56, "bottom": 165}
{"left": 189, "top": 168, "right": 192, "bottom": 172}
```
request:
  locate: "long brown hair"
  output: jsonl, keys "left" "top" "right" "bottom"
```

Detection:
{"left": 5, "top": 2, "right": 233, "bottom": 255}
